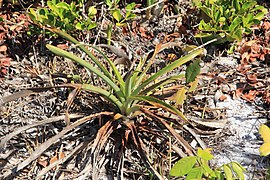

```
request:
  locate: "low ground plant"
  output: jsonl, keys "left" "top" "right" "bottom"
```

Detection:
{"left": 170, "top": 148, "right": 246, "bottom": 180}
{"left": 193, "top": 0, "right": 267, "bottom": 51}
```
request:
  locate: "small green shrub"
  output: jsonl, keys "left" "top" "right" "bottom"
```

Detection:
{"left": 105, "top": 0, "right": 137, "bottom": 26}
{"left": 28, "top": 0, "right": 97, "bottom": 31}
{"left": 193, "top": 0, "right": 267, "bottom": 43}
{"left": 170, "top": 148, "right": 246, "bottom": 180}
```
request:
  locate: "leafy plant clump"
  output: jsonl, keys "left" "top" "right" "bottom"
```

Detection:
{"left": 193, "top": 0, "right": 267, "bottom": 44}
{"left": 170, "top": 148, "right": 246, "bottom": 180}
{"left": 28, "top": 0, "right": 97, "bottom": 32}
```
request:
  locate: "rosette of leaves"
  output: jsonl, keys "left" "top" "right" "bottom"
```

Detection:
{"left": 0, "top": 28, "right": 204, "bottom": 178}
{"left": 193, "top": 0, "right": 267, "bottom": 43}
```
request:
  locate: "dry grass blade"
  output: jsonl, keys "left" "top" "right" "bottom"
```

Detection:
{"left": 15, "top": 112, "right": 113, "bottom": 172}
{"left": 140, "top": 107, "right": 194, "bottom": 156}
{"left": 126, "top": 122, "right": 164, "bottom": 179}
{"left": 36, "top": 137, "right": 94, "bottom": 179}
{"left": 0, "top": 114, "right": 83, "bottom": 147}
{"left": 183, "top": 125, "right": 206, "bottom": 149}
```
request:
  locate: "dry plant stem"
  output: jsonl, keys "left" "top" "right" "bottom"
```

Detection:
{"left": 129, "top": 0, "right": 165, "bottom": 13}
{"left": 140, "top": 107, "right": 194, "bottom": 156}
{"left": 15, "top": 112, "right": 113, "bottom": 172}
{"left": 0, "top": 114, "right": 83, "bottom": 147}
{"left": 183, "top": 125, "right": 206, "bottom": 149}
{"left": 126, "top": 122, "right": 164, "bottom": 179}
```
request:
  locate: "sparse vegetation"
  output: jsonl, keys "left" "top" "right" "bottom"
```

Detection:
{"left": 0, "top": 0, "right": 269, "bottom": 179}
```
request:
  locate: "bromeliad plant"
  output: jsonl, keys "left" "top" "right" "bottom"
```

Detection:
{"left": 0, "top": 28, "right": 204, "bottom": 178}
{"left": 45, "top": 28, "right": 204, "bottom": 177}
{"left": 46, "top": 28, "right": 204, "bottom": 120}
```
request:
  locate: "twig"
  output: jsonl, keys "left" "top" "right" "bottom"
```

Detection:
{"left": 0, "top": 114, "right": 83, "bottom": 147}
{"left": 128, "top": 0, "right": 165, "bottom": 13}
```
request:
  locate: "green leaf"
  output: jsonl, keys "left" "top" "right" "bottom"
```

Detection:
{"left": 105, "top": 0, "right": 112, "bottom": 7}
{"left": 88, "top": 6, "right": 97, "bottom": 17}
{"left": 132, "top": 48, "right": 204, "bottom": 96}
{"left": 82, "top": 84, "right": 122, "bottom": 111}
{"left": 170, "top": 156, "right": 197, "bottom": 176}
{"left": 55, "top": 2, "right": 70, "bottom": 10}
{"left": 75, "top": 22, "right": 84, "bottom": 30}
{"left": 128, "top": 95, "right": 187, "bottom": 121}
{"left": 186, "top": 167, "right": 203, "bottom": 180}
{"left": 46, "top": 44, "right": 125, "bottom": 103}
{"left": 185, "top": 59, "right": 200, "bottom": 83}
{"left": 223, "top": 164, "right": 233, "bottom": 180}
{"left": 254, "top": 12, "right": 265, "bottom": 20}
{"left": 197, "top": 148, "right": 214, "bottom": 160}
{"left": 87, "top": 22, "right": 97, "bottom": 30}
{"left": 231, "top": 162, "right": 245, "bottom": 180}
{"left": 112, "top": 9, "right": 123, "bottom": 22}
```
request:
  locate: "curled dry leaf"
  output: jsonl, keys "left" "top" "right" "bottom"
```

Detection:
{"left": 246, "top": 74, "right": 258, "bottom": 84}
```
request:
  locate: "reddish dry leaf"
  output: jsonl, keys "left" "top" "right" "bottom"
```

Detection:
{"left": 263, "top": 90, "right": 270, "bottom": 105}
{"left": 0, "top": 57, "right": 11, "bottom": 67}
{"left": 243, "top": 90, "right": 257, "bottom": 102}
{"left": 219, "top": 94, "right": 227, "bottom": 101}
{"left": 235, "top": 88, "right": 243, "bottom": 98}
{"left": 0, "top": 44, "right": 7, "bottom": 52}
{"left": 262, "top": 21, "right": 270, "bottom": 31}
{"left": 49, "top": 154, "right": 58, "bottom": 165}
{"left": 246, "top": 74, "right": 258, "bottom": 84}
{"left": 56, "top": 44, "right": 69, "bottom": 50}
{"left": 58, "top": 152, "right": 65, "bottom": 159}
{"left": 37, "top": 156, "right": 48, "bottom": 168}
{"left": 240, "top": 40, "right": 256, "bottom": 54}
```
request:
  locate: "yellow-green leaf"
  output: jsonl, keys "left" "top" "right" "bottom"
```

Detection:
{"left": 259, "top": 125, "right": 270, "bottom": 156}
{"left": 173, "top": 87, "right": 187, "bottom": 105}
{"left": 259, "top": 142, "right": 270, "bottom": 156}
{"left": 223, "top": 164, "right": 233, "bottom": 180}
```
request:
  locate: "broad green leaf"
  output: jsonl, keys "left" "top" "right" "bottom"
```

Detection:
{"left": 254, "top": 12, "right": 266, "bottom": 20}
{"left": 186, "top": 167, "right": 203, "bottom": 180}
{"left": 229, "top": 16, "right": 241, "bottom": 32}
{"left": 132, "top": 48, "right": 204, "bottom": 96}
{"left": 170, "top": 156, "right": 197, "bottom": 176}
{"left": 231, "top": 162, "right": 245, "bottom": 180}
{"left": 201, "top": 163, "right": 215, "bottom": 177}
{"left": 105, "top": 0, "right": 112, "bottom": 7}
{"left": 112, "top": 9, "right": 122, "bottom": 22}
{"left": 75, "top": 22, "right": 84, "bottom": 30}
{"left": 185, "top": 59, "right": 200, "bottom": 83}
{"left": 223, "top": 164, "right": 233, "bottom": 180}
{"left": 232, "top": 0, "right": 240, "bottom": 12}
{"left": 88, "top": 6, "right": 97, "bottom": 17}
{"left": 170, "top": 87, "right": 187, "bottom": 106}
{"left": 55, "top": 2, "right": 70, "bottom": 10}
{"left": 197, "top": 148, "right": 214, "bottom": 160}
{"left": 87, "top": 22, "right": 97, "bottom": 30}
{"left": 259, "top": 125, "right": 270, "bottom": 156}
